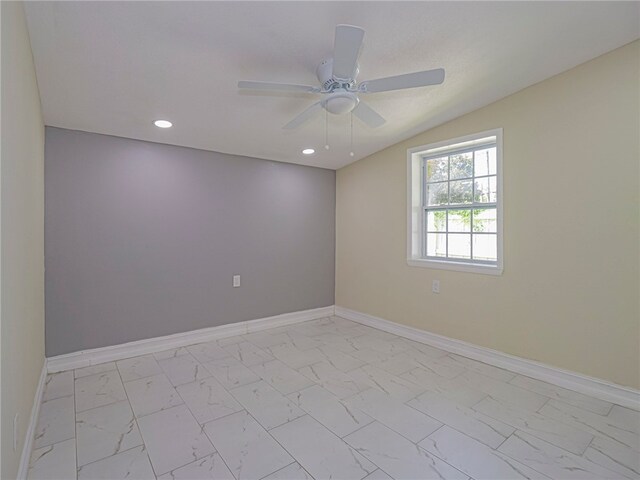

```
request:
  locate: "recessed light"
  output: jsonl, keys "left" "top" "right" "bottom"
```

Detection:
{"left": 154, "top": 120, "right": 172, "bottom": 128}
{"left": 302, "top": 148, "right": 315, "bottom": 155}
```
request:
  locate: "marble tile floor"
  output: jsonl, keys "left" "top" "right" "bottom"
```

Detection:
{"left": 28, "top": 316, "right": 639, "bottom": 480}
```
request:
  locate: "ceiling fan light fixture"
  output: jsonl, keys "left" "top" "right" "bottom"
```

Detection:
{"left": 154, "top": 119, "right": 172, "bottom": 128}
{"left": 302, "top": 148, "right": 315, "bottom": 155}
{"left": 322, "top": 90, "right": 358, "bottom": 115}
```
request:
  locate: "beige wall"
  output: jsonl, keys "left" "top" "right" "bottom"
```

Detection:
{"left": 336, "top": 41, "right": 640, "bottom": 389}
{"left": 1, "top": 2, "right": 46, "bottom": 478}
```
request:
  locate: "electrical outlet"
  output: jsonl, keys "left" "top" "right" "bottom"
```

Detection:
{"left": 432, "top": 280, "right": 440, "bottom": 294}
{"left": 13, "top": 413, "right": 19, "bottom": 451}
{"left": 233, "top": 275, "right": 241, "bottom": 288}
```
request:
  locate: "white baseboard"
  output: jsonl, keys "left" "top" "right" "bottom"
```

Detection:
{"left": 335, "top": 306, "right": 640, "bottom": 410}
{"left": 48, "top": 306, "right": 335, "bottom": 373}
{"left": 45, "top": 302, "right": 639, "bottom": 407}
{"left": 17, "top": 359, "right": 48, "bottom": 480}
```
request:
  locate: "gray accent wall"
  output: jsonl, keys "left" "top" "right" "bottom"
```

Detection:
{"left": 45, "top": 127, "right": 335, "bottom": 356}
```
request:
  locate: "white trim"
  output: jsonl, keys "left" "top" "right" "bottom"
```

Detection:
{"left": 47, "top": 306, "right": 335, "bottom": 373}
{"left": 407, "top": 128, "right": 504, "bottom": 275}
{"left": 335, "top": 306, "right": 640, "bottom": 410}
{"left": 407, "top": 258, "right": 503, "bottom": 275}
{"left": 407, "top": 131, "right": 500, "bottom": 156}
{"left": 17, "top": 359, "right": 48, "bottom": 480}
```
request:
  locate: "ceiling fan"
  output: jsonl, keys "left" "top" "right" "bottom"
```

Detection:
{"left": 238, "top": 25, "right": 445, "bottom": 130}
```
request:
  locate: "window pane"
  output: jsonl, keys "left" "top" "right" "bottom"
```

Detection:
{"left": 473, "top": 208, "right": 497, "bottom": 233}
{"left": 447, "top": 209, "right": 471, "bottom": 232}
{"left": 426, "top": 233, "right": 447, "bottom": 257}
{"left": 448, "top": 234, "right": 471, "bottom": 259}
{"left": 474, "top": 147, "right": 497, "bottom": 177}
{"left": 426, "top": 210, "right": 447, "bottom": 232}
{"left": 474, "top": 176, "right": 497, "bottom": 203}
{"left": 427, "top": 182, "right": 448, "bottom": 206}
{"left": 449, "top": 180, "right": 473, "bottom": 204}
{"left": 473, "top": 234, "right": 497, "bottom": 261}
{"left": 449, "top": 152, "right": 473, "bottom": 180}
{"left": 426, "top": 156, "right": 448, "bottom": 182}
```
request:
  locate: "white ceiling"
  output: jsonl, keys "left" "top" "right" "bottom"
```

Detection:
{"left": 25, "top": 2, "right": 639, "bottom": 170}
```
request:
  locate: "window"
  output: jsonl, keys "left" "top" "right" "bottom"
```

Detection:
{"left": 407, "top": 129, "right": 503, "bottom": 274}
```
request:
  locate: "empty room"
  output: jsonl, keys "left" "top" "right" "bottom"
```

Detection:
{"left": 2, "top": 1, "right": 639, "bottom": 479}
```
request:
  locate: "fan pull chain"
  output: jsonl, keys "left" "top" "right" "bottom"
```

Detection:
{"left": 324, "top": 109, "right": 330, "bottom": 150}
{"left": 349, "top": 113, "right": 355, "bottom": 157}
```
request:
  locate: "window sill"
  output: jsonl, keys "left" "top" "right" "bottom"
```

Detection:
{"left": 407, "top": 258, "right": 503, "bottom": 276}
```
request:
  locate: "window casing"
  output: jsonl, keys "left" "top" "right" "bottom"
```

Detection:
{"left": 407, "top": 129, "right": 503, "bottom": 275}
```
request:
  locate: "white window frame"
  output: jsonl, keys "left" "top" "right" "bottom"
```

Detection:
{"left": 407, "top": 128, "right": 503, "bottom": 275}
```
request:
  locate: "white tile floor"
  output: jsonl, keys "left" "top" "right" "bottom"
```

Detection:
{"left": 28, "top": 316, "right": 639, "bottom": 480}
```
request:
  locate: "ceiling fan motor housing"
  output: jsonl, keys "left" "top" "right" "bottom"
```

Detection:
{"left": 316, "top": 58, "right": 359, "bottom": 114}
{"left": 316, "top": 59, "right": 335, "bottom": 90}
{"left": 316, "top": 57, "right": 359, "bottom": 90}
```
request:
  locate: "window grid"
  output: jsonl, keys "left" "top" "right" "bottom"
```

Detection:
{"left": 422, "top": 143, "right": 497, "bottom": 265}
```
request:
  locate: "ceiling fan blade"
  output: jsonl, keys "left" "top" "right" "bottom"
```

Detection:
{"left": 360, "top": 68, "right": 445, "bottom": 93}
{"left": 282, "top": 102, "right": 323, "bottom": 130}
{"left": 352, "top": 101, "right": 386, "bottom": 128}
{"left": 332, "top": 25, "right": 365, "bottom": 81}
{"left": 238, "top": 81, "right": 320, "bottom": 93}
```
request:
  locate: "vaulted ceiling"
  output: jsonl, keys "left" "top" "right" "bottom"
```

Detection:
{"left": 25, "top": 2, "right": 639, "bottom": 169}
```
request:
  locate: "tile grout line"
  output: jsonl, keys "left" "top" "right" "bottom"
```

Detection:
{"left": 257, "top": 461, "right": 315, "bottom": 480}
{"left": 232, "top": 410, "right": 304, "bottom": 480}
{"left": 446, "top": 381, "right": 627, "bottom": 460}
{"left": 500, "top": 429, "right": 623, "bottom": 479}
{"left": 509, "top": 375, "right": 618, "bottom": 416}
{"left": 496, "top": 401, "right": 635, "bottom": 472}
{"left": 343, "top": 417, "right": 469, "bottom": 480}
{"left": 256, "top": 461, "right": 297, "bottom": 480}
{"left": 114, "top": 362, "right": 160, "bottom": 479}
{"left": 71, "top": 396, "right": 134, "bottom": 416}
{"left": 469, "top": 395, "right": 605, "bottom": 457}
{"left": 341, "top": 392, "right": 444, "bottom": 447}
{"left": 414, "top": 439, "right": 477, "bottom": 480}
{"left": 415, "top": 423, "right": 447, "bottom": 446}
{"left": 602, "top": 401, "right": 616, "bottom": 417}
{"left": 264, "top": 413, "right": 381, "bottom": 480}
{"left": 535, "top": 396, "right": 551, "bottom": 414}
{"left": 195, "top": 411, "right": 248, "bottom": 479}
{"left": 75, "top": 444, "right": 144, "bottom": 474}
{"left": 580, "top": 433, "right": 597, "bottom": 458}
{"left": 121, "top": 371, "right": 186, "bottom": 421}
{"left": 196, "top": 350, "right": 311, "bottom": 478}
{"left": 492, "top": 430, "right": 558, "bottom": 479}
{"left": 418, "top": 422, "right": 521, "bottom": 480}
{"left": 208, "top": 448, "right": 236, "bottom": 480}
{"left": 532, "top": 395, "right": 635, "bottom": 451}
{"left": 492, "top": 432, "right": 511, "bottom": 451}
{"left": 228, "top": 369, "right": 382, "bottom": 480}
{"left": 156, "top": 443, "right": 235, "bottom": 480}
